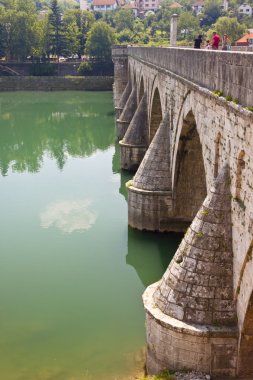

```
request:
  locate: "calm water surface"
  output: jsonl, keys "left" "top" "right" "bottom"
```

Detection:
{"left": 0, "top": 91, "right": 181, "bottom": 380}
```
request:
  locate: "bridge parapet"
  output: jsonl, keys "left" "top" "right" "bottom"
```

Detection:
{"left": 128, "top": 46, "right": 253, "bottom": 107}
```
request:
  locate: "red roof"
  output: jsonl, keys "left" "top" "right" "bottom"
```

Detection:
{"left": 93, "top": 0, "right": 116, "bottom": 5}
{"left": 236, "top": 32, "right": 253, "bottom": 45}
{"left": 192, "top": 0, "right": 204, "bottom": 5}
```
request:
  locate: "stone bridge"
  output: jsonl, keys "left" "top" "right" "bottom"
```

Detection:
{"left": 112, "top": 46, "right": 253, "bottom": 378}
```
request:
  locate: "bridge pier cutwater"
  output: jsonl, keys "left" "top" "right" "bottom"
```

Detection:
{"left": 112, "top": 45, "right": 253, "bottom": 377}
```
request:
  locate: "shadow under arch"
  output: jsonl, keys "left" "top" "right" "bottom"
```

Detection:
{"left": 149, "top": 87, "right": 162, "bottom": 142}
{"left": 238, "top": 269, "right": 253, "bottom": 378}
{"left": 173, "top": 110, "right": 207, "bottom": 221}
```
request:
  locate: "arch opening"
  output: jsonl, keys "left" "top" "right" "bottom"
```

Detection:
{"left": 149, "top": 88, "right": 162, "bottom": 142}
{"left": 238, "top": 272, "right": 253, "bottom": 378}
{"left": 173, "top": 111, "right": 207, "bottom": 221}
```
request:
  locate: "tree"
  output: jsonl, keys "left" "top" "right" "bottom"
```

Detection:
{"left": 0, "top": 0, "right": 38, "bottom": 61}
{"left": 211, "top": 16, "right": 246, "bottom": 44}
{"left": 48, "top": 0, "right": 66, "bottom": 59}
{"left": 63, "top": 9, "right": 95, "bottom": 58}
{"left": 85, "top": 21, "right": 115, "bottom": 62}
{"left": 114, "top": 9, "right": 134, "bottom": 32}
{"left": 178, "top": 11, "right": 200, "bottom": 40}
{"left": 202, "top": 0, "right": 222, "bottom": 26}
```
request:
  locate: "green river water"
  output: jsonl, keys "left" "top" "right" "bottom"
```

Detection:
{"left": 0, "top": 91, "right": 181, "bottom": 380}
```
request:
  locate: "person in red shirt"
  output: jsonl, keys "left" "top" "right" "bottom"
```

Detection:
{"left": 211, "top": 32, "right": 221, "bottom": 50}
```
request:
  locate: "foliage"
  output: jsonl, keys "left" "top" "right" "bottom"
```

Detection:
{"left": 31, "top": 62, "right": 57, "bottom": 75}
{"left": 178, "top": 11, "right": 200, "bottom": 40}
{"left": 211, "top": 16, "right": 246, "bottom": 43}
{"left": 85, "top": 21, "right": 115, "bottom": 62}
{"left": 78, "top": 59, "right": 114, "bottom": 76}
{"left": 117, "top": 28, "right": 132, "bottom": 43}
{"left": 63, "top": 9, "right": 95, "bottom": 58}
{"left": 201, "top": 0, "right": 222, "bottom": 26}
{"left": 77, "top": 60, "right": 92, "bottom": 74}
{"left": 48, "top": 0, "right": 66, "bottom": 58}
{"left": 114, "top": 9, "right": 135, "bottom": 32}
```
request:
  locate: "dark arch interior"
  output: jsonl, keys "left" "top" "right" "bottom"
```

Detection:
{"left": 238, "top": 278, "right": 253, "bottom": 377}
{"left": 173, "top": 111, "right": 207, "bottom": 221}
{"left": 150, "top": 88, "right": 162, "bottom": 142}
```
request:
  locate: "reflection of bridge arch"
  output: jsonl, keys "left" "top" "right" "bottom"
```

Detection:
{"left": 0, "top": 64, "right": 20, "bottom": 76}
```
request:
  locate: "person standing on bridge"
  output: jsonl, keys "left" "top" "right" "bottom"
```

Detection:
{"left": 211, "top": 31, "right": 221, "bottom": 50}
{"left": 194, "top": 34, "right": 203, "bottom": 49}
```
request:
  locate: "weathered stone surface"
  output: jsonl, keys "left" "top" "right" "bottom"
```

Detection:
{"left": 119, "top": 92, "right": 149, "bottom": 171}
{"left": 116, "top": 86, "right": 137, "bottom": 140}
{"left": 153, "top": 164, "right": 237, "bottom": 326}
{"left": 112, "top": 46, "right": 253, "bottom": 377}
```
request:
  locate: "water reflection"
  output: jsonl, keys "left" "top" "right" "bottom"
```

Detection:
{"left": 40, "top": 199, "right": 97, "bottom": 233}
{"left": 126, "top": 228, "right": 182, "bottom": 287}
{"left": 0, "top": 92, "right": 115, "bottom": 176}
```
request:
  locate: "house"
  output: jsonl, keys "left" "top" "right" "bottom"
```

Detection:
{"left": 238, "top": 3, "right": 252, "bottom": 17}
{"left": 236, "top": 32, "right": 253, "bottom": 46}
{"left": 122, "top": 1, "right": 138, "bottom": 17}
{"left": 220, "top": 0, "right": 228, "bottom": 11}
{"left": 169, "top": 1, "right": 183, "bottom": 9}
{"left": 92, "top": 0, "right": 118, "bottom": 11}
{"left": 192, "top": 0, "right": 204, "bottom": 15}
{"left": 80, "top": 0, "right": 89, "bottom": 10}
{"left": 135, "top": 0, "right": 160, "bottom": 15}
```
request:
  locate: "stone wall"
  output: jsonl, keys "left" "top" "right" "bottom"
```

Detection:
{"left": 0, "top": 76, "right": 113, "bottom": 91}
{"left": 128, "top": 46, "right": 253, "bottom": 107}
{"left": 0, "top": 62, "right": 80, "bottom": 76}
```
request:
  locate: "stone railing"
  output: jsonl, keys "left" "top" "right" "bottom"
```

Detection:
{"left": 128, "top": 46, "right": 253, "bottom": 107}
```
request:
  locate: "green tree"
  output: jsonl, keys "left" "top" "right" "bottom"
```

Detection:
{"left": 85, "top": 21, "right": 115, "bottom": 62}
{"left": 0, "top": 0, "right": 38, "bottom": 61}
{"left": 211, "top": 16, "right": 246, "bottom": 43}
{"left": 202, "top": 0, "right": 222, "bottom": 26}
{"left": 178, "top": 11, "right": 200, "bottom": 40}
{"left": 48, "top": 0, "right": 66, "bottom": 59}
{"left": 114, "top": 9, "right": 134, "bottom": 32}
{"left": 63, "top": 9, "right": 95, "bottom": 58}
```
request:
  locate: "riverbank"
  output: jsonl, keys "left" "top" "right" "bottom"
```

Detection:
{"left": 0, "top": 76, "right": 113, "bottom": 91}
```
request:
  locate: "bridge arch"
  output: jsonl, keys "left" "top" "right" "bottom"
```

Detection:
{"left": 149, "top": 87, "right": 162, "bottom": 142}
{"left": 173, "top": 110, "right": 207, "bottom": 220}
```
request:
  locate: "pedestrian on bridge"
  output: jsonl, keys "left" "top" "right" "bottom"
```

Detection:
{"left": 211, "top": 31, "right": 221, "bottom": 49}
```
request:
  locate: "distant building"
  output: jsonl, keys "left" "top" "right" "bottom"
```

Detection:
{"left": 135, "top": 0, "right": 160, "bottom": 16}
{"left": 80, "top": 0, "right": 89, "bottom": 10}
{"left": 220, "top": 0, "right": 228, "bottom": 11}
{"left": 192, "top": 0, "right": 204, "bottom": 15}
{"left": 238, "top": 3, "right": 252, "bottom": 17}
{"left": 169, "top": 1, "right": 183, "bottom": 9}
{"left": 122, "top": 1, "right": 138, "bottom": 17}
{"left": 236, "top": 32, "right": 253, "bottom": 46}
{"left": 92, "top": 0, "right": 118, "bottom": 11}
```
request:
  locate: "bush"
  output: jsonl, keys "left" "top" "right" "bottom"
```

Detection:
{"left": 78, "top": 60, "right": 114, "bottom": 76}
{"left": 77, "top": 61, "right": 93, "bottom": 75}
